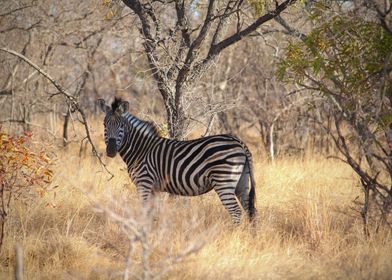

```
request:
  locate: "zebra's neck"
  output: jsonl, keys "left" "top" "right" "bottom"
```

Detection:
{"left": 118, "top": 112, "right": 162, "bottom": 168}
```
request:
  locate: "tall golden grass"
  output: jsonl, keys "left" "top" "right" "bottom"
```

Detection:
{"left": 1, "top": 122, "right": 392, "bottom": 279}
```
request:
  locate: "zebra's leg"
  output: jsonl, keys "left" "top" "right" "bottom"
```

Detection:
{"left": 214, "top": 185, "right": 243, "bottom": 224}
{"left": 136, "top": 183, "right": 159, "bottom": 221}
{"left": 136, "top": 184, "right": 154, "bottom": 206}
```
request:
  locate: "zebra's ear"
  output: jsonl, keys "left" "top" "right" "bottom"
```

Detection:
{"left": 118, "top": 101, "right": 129, "bottom": 114}
{"left": 97, "top": 99, "right": 110, "bottom": 113}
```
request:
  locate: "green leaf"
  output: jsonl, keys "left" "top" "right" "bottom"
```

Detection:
{"left": 379, "top": 113, "right": 392, "bottom": 128}
{"left": 312, "top": 57, "right": 323, "bottom": 74}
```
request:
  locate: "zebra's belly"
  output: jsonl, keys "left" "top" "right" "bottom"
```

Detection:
{"left": 166, "top": 187, "right": 213, "bottom": 196}
{"left": 160, "top": 180, "right": 213, "bottom": 196}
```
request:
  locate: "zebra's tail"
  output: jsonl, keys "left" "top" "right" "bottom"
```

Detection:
{"left": 246, "top": 152, "right": 257, "bottom": 221}
{"left": 238, "top": 140, "right": 257, "bottom": 221}
{"left": 231, "top": 136, "right": 257, "bottom": 222}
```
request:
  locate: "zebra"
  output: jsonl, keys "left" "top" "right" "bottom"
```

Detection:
{"left": 98, "top": 97, "right": 257, "bottom": 223}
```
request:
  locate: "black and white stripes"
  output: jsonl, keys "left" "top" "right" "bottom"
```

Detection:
{"left": 98, "top": 97, "right": 257, "bottom": 223}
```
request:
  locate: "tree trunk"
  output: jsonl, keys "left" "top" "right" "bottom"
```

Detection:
{"left": 15, "top": 243, "right": 23, "bottom": 280}
{"left": 0, "top": 214, "right": 4, "bottom": 253}
{"left": 258, "top": 120, "right": 269, "bottom": 156}
{"left": 164, "top": 97, "right": 188, "bottom": 140}
{"left": 268, "top": 123, "right": 276, "bottom": 161}
{"left": 0, "top": 184, "right": 5, "bottom": 253}
{"left": 159, "top": 84, "right": 189, "bottom": 140}
{"left": 63, "top": 111, "right": 70, "bottom": 147}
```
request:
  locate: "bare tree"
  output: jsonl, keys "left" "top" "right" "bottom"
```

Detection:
{"left": 112, "top": 0, "right": 298, "bottom": 139}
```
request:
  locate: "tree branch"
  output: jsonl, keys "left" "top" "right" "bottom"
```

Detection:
{"left": 175, "top": 0, "right": 217, "bottom": 94}
{"left": 274, "top": 15, "right": 306, "bottom": 40}
{"left": 122, "top": 0, "right": 171, "bottom": 101}
{"left": 190, "top": 0, "right": 297, "bottom": 84}
{"left": 0, "top": 47, "right": 114, "bottom": 178}
{"left": 0, "top": 4, "right": 34, "bottom": 17}
{"left": 208, "top": 0, "right": 297, "bottom": 58}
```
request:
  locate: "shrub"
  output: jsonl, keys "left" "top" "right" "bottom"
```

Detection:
{"left": 0, "top": 126, "right": 53, "bottom": 251}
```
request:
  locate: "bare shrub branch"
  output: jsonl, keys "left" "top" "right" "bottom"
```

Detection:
{"left": 86, "top": 189, "right": 215, "bottom": 279}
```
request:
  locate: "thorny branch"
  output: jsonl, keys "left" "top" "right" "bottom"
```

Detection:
{"left": 0, "top": 47, "right": 114, "bottom": 179}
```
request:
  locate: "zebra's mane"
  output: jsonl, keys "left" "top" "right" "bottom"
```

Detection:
{"left": 127, "top": 114, "right": 162, "bottom": 138}
{"left": 111, "top": 97, "right": 162, "bottom": 137}
{"left": 140, "top": 119, "right": 161, "bottom": 137}
{"left": 111, "top": 97, "right": 123, "bottom": 112}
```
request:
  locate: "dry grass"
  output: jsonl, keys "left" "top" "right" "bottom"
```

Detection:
{"left": 1, "top": 128, "right": 392, "bottom": 279}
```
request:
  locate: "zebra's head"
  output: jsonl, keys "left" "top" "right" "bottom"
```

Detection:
{"left": 98, "top": 98, "right": 129, "bottom": 158}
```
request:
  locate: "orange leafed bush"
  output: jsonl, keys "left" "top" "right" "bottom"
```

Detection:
{"left": 0, "top": 128, "right": 52, "bottom": 191}
{"left": 0, "top": 126, "right": 53, "bottom": 250}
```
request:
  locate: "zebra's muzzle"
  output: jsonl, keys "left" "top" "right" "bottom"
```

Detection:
{"left": 106, "top": 138, "right": 117, "bottom": 158}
